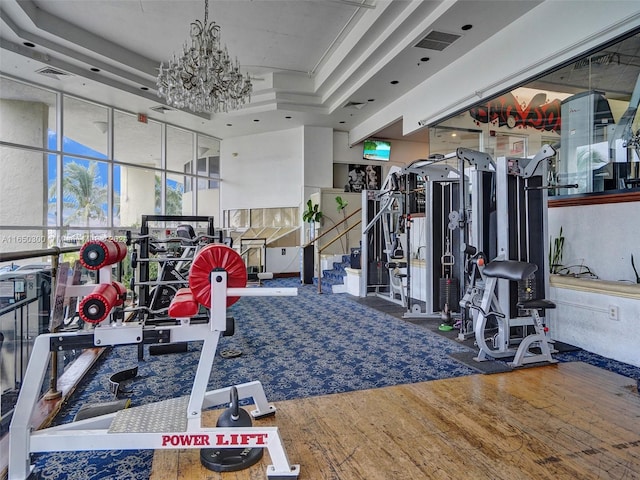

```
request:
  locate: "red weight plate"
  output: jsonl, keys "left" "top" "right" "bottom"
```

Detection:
{"left": 189, "top": 244, "right": 247, "bottom": 308}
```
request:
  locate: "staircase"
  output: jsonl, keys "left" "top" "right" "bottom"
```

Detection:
{"left": 315, "top": 253, "right": 352, "bottom": 293}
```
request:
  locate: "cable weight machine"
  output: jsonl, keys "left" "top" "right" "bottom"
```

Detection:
{"left": 400, "top": 157, "right": 461, "bottom": 319}
{"left": 452, "top": 148, "right": 497, "bottom": 339}
{"left": 495, "top": 145, "right": 555, "bottom": 327}
{"left": 359, "top": 158, "right": 464, "bottom": 319}
{"left": 465, "top": 145, "right": 562, "bottom": 366}
{"left": 403, "top": 149, "right": 497, "bottom": 326}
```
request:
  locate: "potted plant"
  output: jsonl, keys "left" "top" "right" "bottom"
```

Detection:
{"left": 302, "top": 199, "right": 323, "bottom": 241}
{"left": 549, "top": 226, "right": 564, "bottom": 274}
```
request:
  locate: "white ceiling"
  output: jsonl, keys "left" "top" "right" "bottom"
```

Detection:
{"left": 0, "top": 0, "right": 544, "bottom": 143}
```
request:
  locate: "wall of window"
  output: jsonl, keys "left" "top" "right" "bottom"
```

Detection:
{"left": 0, "top": 75, "right": 221, "bottom": 252}
{"left": 428, "top": 29, "right": 640, "bottom": 202}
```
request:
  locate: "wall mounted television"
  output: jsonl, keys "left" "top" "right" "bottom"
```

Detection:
{"left": 363, "top": 139, "right": 391, "bottom": 161}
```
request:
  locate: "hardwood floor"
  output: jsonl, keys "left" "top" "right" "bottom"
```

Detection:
{"left": 150, "top": 362, "right": 640, "bottom": 480}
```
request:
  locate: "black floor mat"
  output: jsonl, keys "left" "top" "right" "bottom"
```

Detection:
{"left": 448, "top": 351, "right": 513, "bottom": 374}
{"left": 552, "top": 341, "right": 581, "bottom": 353}
{"left": 350, "top": 294, "right": 582, "bottom": 375}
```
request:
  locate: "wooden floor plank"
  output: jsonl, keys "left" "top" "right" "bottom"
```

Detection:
{"left": 151, "top": 362, "right": 640, "bottom": 480}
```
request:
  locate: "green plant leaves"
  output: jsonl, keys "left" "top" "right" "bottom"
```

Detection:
{"left": 302, "top": 199, "right": 323, "bottom": 223}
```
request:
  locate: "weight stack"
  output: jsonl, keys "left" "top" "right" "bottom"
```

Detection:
{"left": 517, "top": 276, "right": 536, "bottom": 315}
{"left": 439, "top": 277, "right": 459, "bottom": 312}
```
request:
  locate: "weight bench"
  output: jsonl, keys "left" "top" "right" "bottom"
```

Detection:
{"left": 9, "top": 244, "right": 300, "bottom": 480}
{"left": 472, "top": 259, "right": 557, "bottom": 367}
{"left": 168, "top": 287, "right": 199, "bottom": 318}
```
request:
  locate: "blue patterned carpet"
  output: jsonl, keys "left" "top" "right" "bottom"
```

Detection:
{"left": 29, "top": 277, "right": 640, "bottom": 479}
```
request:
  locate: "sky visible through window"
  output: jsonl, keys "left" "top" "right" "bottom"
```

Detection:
{"left": 47, "top": 131, "right": 182, "bottom": 225}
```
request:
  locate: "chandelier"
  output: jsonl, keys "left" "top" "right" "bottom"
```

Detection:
{"left": 156, "top": 0, "right": 252, "bottom": 113}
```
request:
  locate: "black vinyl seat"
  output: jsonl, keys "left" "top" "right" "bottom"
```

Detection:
{"left": 482, "top": 260, "right": 538, "bottom": 281}
{"left": 518, "top": 299, "right": 556, "bottom": 310}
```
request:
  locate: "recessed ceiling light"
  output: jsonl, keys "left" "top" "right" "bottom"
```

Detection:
{"left": 285, "top": 116, "right": 292, "bottom": 119}
{"left": 90, "top": 67, "right": 100, "bottom": 72}
{"left": 367, "top": 98, "right": 375, "bottom": 102}
{"left": 390, "top": 80, "right": 399, "bottom": 85}
{"left": 253, "top": 119, "right": 260, "bottom": 122}
{"left": 461, "top": 24, "right": 473, "bottom": 31}
{"left": 140, "top": 86, "right": 149, "bottom": 91}
{"left": 420, "top": 57, "right": 430, "bottom": 62}
{"left": 339, "top": 121, "right": 346, "bottom": 124}
{"left": 226, "top": 123, "right": 233, "bottom": 126}
{"left": 23, "top": 42, "right": 35, "bottom": 48}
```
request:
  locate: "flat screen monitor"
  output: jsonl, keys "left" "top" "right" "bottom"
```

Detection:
{"left": 363, "top": 139, "right": 391, "bottom": 161}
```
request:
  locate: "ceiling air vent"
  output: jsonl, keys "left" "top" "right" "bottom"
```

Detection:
{"left": 150, "top": 105, "right": 173, "bottom": 113}
{"left": 36, "top": 67, "right": 71, "bottom": 79}
{"left": 573, "top": 53, "right": 619, "bottom": 70}
{"left": 414, "top": 30, "right": 461, "bottom": 51}
{"left": 343, "top": 101, "right": 366, "bottom": 110}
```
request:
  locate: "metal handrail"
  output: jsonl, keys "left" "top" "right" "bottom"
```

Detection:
{"left": 1, "top": 245, "right": 81, "bottom": 402}
{"left": 0, "top": 246, "right": 79, "bottom": 263}
{"left": 302, "top": 208, "right": 362, "bottom": 248}
{"left": 301, "top": 208, "right": 362, "bottom": 294}
{"left": 318, "top": 221, "right": 362, "bottom": 254}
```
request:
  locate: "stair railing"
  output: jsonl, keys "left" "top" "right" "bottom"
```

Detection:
{"left": 303, "top": 208, "right": 362, "bottom": 294}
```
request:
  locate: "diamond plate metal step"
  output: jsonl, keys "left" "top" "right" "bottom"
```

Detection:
{"left": 108, "top": 396, "right": 189, "bottom": 433}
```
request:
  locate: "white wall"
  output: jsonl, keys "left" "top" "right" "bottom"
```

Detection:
{"left": 221, "top": 126, "right": 334, "bottom": 214}
{"left": 303, "top": 126, "right": 333, "bottom": 190}
{"left": 220, "top": 128, "right": 304, "bottom": 211}
{"left": 548, "top": 279, "right": 640, "bottom": 367}
{"left": 350, "top": 2, "right": 640, "bottom": 144}
{"left": 332, "top": 131, "right": 427, "bottom": 188}
{"left": 546, "top": 198, "right": 640, "bottom": 368}
{"left": 265, "top": 246, "right": 301, "bottom": 274}
{"left": 333, "top": 131, "right": 427, "bottom": 167}
{"left": 220, "top": 127, "right": 334, "bottom": 273}
{"left": 548, "top": 201, "right": 640, "bottom": 283}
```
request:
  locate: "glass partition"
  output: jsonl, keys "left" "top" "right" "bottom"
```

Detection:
{"left": 0, "top": 75, "right": 224, "bottom": 432}
{"left": 0, "top": 77, "right": 57, "bottom": 149}
{"left": 117, "top": 164, "right": 161, "bottom": 227}
{"left": 167, "top": 125, "right": 193, "bottom": 173}
{"left": 114, "top": 111, "right": 161, "bottom": 167}
{"left": 429, "top": 30, "right": 640, "bottom": 199}
{"left": 60, "top": 157, "right": 109, "bottom": 227}
{"left": 197, "top": 134, "right": 220, "bottom": 162}
{"left": 0, "top": 147, "right": 48, "bottom": 232}
{"left": 63, "top": 97, "right": 109, "bottom": 158}
{"left": 166, "top": 172, "right": 187, "bottom": 215}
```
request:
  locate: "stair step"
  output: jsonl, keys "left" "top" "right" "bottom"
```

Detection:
{"left": 317, "top": 252, "right": 352, "bottom": 294}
